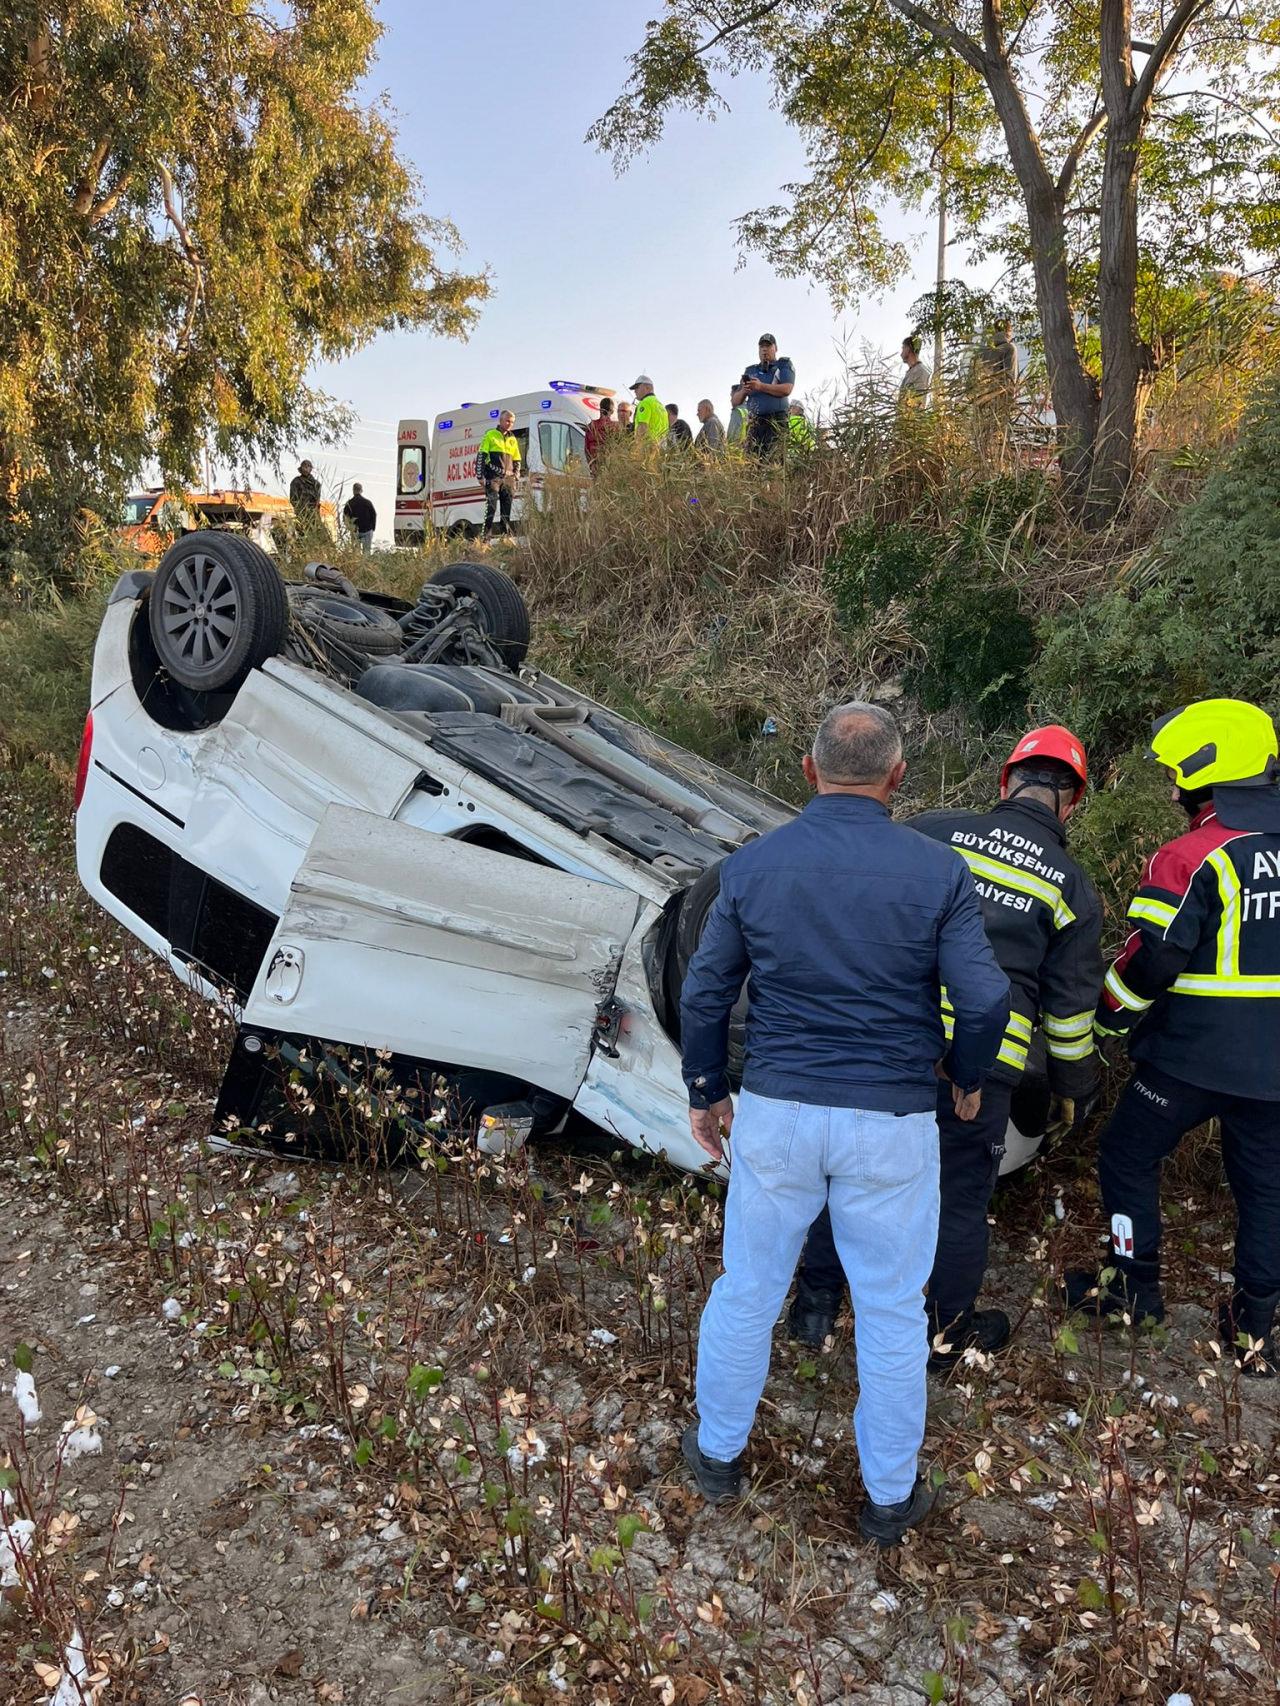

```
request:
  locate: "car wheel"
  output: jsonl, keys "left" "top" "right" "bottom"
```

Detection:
{"left": 149, "top": 532, "right": 288, "bottom": 693}
{"left": 289, "top": 587, "right": 405, "bottom": 656}
{"left": 428, "top": 561, "right": 531, "bottom": 668}
{"left": 670, "top": 862, "right": 747, "bottom": 1084}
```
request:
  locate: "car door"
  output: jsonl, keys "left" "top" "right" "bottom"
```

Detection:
{"left": 241, "top": 802, "right": 642, "bottom": 1097}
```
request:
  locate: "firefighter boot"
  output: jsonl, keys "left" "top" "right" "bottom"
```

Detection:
{"left": 928, "top": 1307, "right": 1011, "bottom": 1373}
{"left": 787, "top": 1282, "right": 842, "bottom": 1350}
{"left": 1218, "top": 1289, "right": 1279, "bottom": 1380}
{"left": 1064, "top": 1260, "right": 1166, "bottom": 1326}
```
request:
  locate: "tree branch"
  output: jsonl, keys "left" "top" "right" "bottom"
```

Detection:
{"left": 1130, "top": 0, "right": 1213, "bottom": 117}
{"left": 71, "top": 140, "right": 112, "bottom": 216}
{"left": 684, "top": 0, "right": 788, "bottom": 65}
{"left": 158, "top": 164, "right": 204, "bottom": 351}
{"left": 883, "top": 0, "right": 989, "bottom": 76}
{"left": 1056, "top": 106, "right": 1107, "bottom": 200}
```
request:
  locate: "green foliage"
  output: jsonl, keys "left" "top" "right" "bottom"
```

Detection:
{"left": 823, "top": 519, "right": 938, "bottom": 627}
{"left": 824, "top": 474, "right": 1047, "bottom": 730}
{"left": 1031, "top": 372, "right": 1280, "bottom": 759}
{"left": 0, "top": 587, "right": 106, "bottom": 766}
{"left": 1, "top": 0, "right": 487, "bottom": 592}
{"left": 1064, "top": 747, "right": 1182, "bottom": 928}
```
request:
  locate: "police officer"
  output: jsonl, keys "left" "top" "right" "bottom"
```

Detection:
{"left": 628, "top": 376, "right": 668, "bottom": 445}
{"left": 792, "top": 727, "right": 1105, "bottom": 1369}
{"left": 477, "top": 409, "right": 522, "bottom": 540}
{"left": 1067, "top": 699, "right": 1280, "bottom": 1378}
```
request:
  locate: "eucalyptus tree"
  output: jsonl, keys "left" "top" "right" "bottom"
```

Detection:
{"left": 593, "top": 0, "right": 1280, "bottom": 514}
{"left": 2, "top": 0, "right": 486, "bottom": 586}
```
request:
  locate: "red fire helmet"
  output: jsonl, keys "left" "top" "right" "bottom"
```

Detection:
{"left": 1001, "top": 725, "right": 1088, "bottom": 803}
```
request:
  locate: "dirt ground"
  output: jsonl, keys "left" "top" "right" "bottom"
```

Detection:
{"left": 3, "top": 777, "right": 1280, "bottom": 1705}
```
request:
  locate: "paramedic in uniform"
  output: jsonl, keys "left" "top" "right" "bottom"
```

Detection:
{"left": 477, "top": 409, "right": 522, "bottom": 540}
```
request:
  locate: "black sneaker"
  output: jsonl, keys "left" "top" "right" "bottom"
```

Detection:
{"left": 859, "top": 1476, "right": 938, "bottom": 1548}
{"left": 1064, "top": 1267, "right": 1166, "bottom": 1326}
{"left": 928, "top": 1308, "right": 1011, "bottom": 1373}
{"left": 1219, "top": 1294, "right": 1278, "bottom": 1380}
{"left": 680, "top": 1423, "right": 746, "bottom": 1503}
{"left": 787, "top": 1284, "right": 842, "bottom": 1350}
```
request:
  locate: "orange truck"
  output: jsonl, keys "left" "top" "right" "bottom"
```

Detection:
{"left": 119, "top": 488, "right": 333, "bottom": 556}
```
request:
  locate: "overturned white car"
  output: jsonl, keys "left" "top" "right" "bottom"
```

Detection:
{"left": 75, "top": 533, "right": 1049, "bottom": 1173}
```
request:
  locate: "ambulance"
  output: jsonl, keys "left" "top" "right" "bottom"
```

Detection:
{"left": 394, "top": 382, "right": 613, "bottom": 545}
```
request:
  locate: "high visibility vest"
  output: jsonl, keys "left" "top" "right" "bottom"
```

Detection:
{"left": 633, "top": 394, "right": 667, "bottom": 443}
{"left": 477, "top": 430, "right": 521, "bottom": 480}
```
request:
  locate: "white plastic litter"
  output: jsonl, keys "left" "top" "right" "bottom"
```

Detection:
{"left": 13, "top": 1369, "right": 41, "bottom": 1426}
{"left": 161, "top": 1298, "right": 182, "bottom": 1321}
{"left": 47, "top": 1625, "right": 89, "bottom": 1706}
{"left": 1061, "top": 1408, "right": 1083, "bottom": 1428}
{"left": 869, "top": 1589, "right": 900, "bottom": 1614}
{"left": 1166, "top": 1695, "right": 1194, "bottom": 1706}
{"left": 103, "top": 1366, "right": 122, "bottom": 1379}
{"left": 589, "top": 1328, "right": 618, "bottom": 1346}
{"left": 0, "top": 1516, "right": 36, "bottom": 1587}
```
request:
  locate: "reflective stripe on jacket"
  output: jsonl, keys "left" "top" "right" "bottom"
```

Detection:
{"left": 1098, "top": 800, "right": 1280, "bottom": 1100}
{"left": 912, "top": 799, "right": 1104, "bottom": 1097}
{"left": 477, "top": 429, "right": 521, "bottom": 482}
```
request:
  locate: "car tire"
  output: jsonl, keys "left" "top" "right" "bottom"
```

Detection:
{"left": 289, "top": 587, "right": 405, "bottom": 656}
{"left": 670, "top": 862, "right": 747, "bottom": 1085}
{"left": 428, "top": 561, "right": 531, "bottom": 668}
{"left": 148, "top": 532, "right": 288, "bottom": 694}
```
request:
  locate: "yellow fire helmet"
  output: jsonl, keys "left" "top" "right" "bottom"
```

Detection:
{"left": 1149, "top": 698, "right": 1279, "bottom": 790}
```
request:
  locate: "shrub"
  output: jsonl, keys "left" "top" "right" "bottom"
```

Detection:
{"left": 824, "top": 473, "right": 1048, "bottom": 731}
{"left": 1031, "top": 374, "right": 1280, "bottom": 760}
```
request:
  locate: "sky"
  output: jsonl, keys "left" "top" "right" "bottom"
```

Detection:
{"left": 295, "top": 1, "right": 970, "bottom": 538}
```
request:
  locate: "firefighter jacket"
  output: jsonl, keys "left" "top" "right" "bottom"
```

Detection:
{"left": 1097, "top": 794, "right": 1280, "bottom": 1100}
{"left": 912, "top": 798, "right": 1105, "bottom": 1096}
{"left": 476, "top": 428, "right": 521, "bottom": 484}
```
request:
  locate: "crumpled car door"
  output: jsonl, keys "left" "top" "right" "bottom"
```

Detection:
{"left": 241, "top": 802, "right": 642, "bottom": 1098}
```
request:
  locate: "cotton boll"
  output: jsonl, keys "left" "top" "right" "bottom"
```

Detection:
{"left": 12, "top": 1369, "right": 40, "bottom": 1426}
{"left": 0, "top": 1517, "right": 36, "bottom": 1587}
{"left": 47, "top": 1626, "right": 89, "bottom": 1706}
{"left": 62, "top": 1426, "right": 102, "bottom": 1462}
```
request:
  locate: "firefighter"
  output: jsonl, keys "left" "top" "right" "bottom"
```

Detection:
{"left": 477, "top": 409, "right": 522, "bottom": 540}
{"left": 1066, "top": 699, "right": 1280, "bottom": 1378}
{"left": 791, "top": 727, "right": 1105, "bottom": 1370}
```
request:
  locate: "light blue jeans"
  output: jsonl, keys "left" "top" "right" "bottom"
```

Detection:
{"left": 695, "top": 1089, "right": 939, "bottom": 1506}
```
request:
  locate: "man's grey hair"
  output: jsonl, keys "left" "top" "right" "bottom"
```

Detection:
{"left": 812, "top": 701, "right": 902, "bottom": 784}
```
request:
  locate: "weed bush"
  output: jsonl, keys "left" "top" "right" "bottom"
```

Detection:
{"left": 1031, "top": 374, "right": 1280, "bottom": 759}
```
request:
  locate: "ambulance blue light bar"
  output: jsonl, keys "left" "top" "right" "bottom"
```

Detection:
{"left": 549, "top": 379, "right": 613, "bottom": 395}
{"left": 438, "top": 419, "right": 452, "bottom": 430}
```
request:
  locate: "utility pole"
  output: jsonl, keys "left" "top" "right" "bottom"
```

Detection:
{"left": 934, "top": 157, "right": 947, "bottom": 395}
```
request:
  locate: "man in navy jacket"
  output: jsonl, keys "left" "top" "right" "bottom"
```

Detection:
{"left": 679, "top": 702, "right": 1008, "bottom": 1545}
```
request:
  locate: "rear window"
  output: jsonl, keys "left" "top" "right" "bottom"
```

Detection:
{"left": 398, "top": 445, "right": 425, "bottom": 494}
{"left": 100, "top": 824, "right": 277, "bottom": 999}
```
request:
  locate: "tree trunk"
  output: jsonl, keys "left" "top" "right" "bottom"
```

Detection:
{"left": 983, "top": 68, "right": 1098, "bottom": 498}
{"left": 1021, "top": 185, "right": 1099, "bottom": 496}
{"left": 1092, "top": 117, "right": 1142, "bottom": 516}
